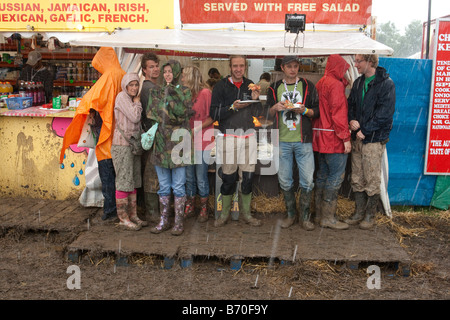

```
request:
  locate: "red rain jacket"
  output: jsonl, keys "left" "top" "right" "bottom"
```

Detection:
{"left": 312, "top": 54, "right": 351, "bottom": 154}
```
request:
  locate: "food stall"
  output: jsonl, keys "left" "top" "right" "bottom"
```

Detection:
{"left": 0, "top": 0, "right": 394, "bottom": 203}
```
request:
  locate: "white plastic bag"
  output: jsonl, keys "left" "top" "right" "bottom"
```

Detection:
{"left": 77, "top": 114, "right": 97, "bottom": 148}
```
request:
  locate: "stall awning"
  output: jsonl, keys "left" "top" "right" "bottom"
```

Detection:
{"left": 67, "top": 28, "right": 393, "bottom": 57}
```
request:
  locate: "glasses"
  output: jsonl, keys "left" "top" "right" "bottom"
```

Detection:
{"left": 355, "top": 59, "right": 366, "bottom": 64}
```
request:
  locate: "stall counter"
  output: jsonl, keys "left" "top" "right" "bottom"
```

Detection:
{"left": 0, "top": 107, "right": 88, "bottom": 200}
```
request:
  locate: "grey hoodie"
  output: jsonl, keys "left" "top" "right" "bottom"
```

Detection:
{"left": 112, "top": 73, "right": 143, "bottom": 146}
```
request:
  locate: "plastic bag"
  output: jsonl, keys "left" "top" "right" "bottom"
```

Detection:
{"left": 77, "top": 114, "right": 97, "bottom": 148}
{"left": 141, "top": 123, "right": 158, "bottom": 151}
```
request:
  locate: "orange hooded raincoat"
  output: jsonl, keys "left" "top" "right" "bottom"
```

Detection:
{"left": 59, "top": 47, "right": 126, "bottom": 163}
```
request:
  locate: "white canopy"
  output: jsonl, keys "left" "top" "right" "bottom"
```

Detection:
{"left": 67, "top": 28, "right": 393, "bottom": 57}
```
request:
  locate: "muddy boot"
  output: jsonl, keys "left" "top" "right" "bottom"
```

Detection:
{"left": 345, "top": 191, "right": 367, "bottom": 225}
{"left": 197, "top": 197, "right": 209, "bottom": 223}
{"left": 319, "top": 189, "right": 348, "bottom": 230}
{"left": 299, "top": 188, "right": 315, "bottom": 231}
{"left": 116, "top": 197, "right": 141, "bottom": 231}
{"left": 359, "top": 194, "right": 380, "bottom": 230}
{"left": 171, "top": 196, "right": 186, "bottom": 236}
{"left": 184, "top": 196, "right": 195, "bottom": 218}
{"left": 150, "top": 195, "right": 171, "bottom": 234}
{"left": 144, "top": 192, "right": 160, "bottom": 224}
{"left": 128, "top": 192, "right": 148, "bottom": 227}
{"left": 314, "top": 188, "right": 324, "bottom": 225}
{"left": 214, "top": 194, "right": 232, "bottom": 227}
{"left": 281, "top": 188, "right": 297, "bottom": 228}
{"left": 239, "top": 192, "right": 261, "bottom": 227}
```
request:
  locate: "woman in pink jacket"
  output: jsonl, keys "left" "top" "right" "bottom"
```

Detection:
{"left": 182, "top": 66, "right": 214, "bottom": 222}
{"left": 312, "top": 54, "right": 351, "bottom": 230}
{"left": 111, "top": 72, "right": 146, "bottom": 231}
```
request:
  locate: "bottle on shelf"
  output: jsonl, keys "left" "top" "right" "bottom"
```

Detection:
{"left": 19, "top": 80, "right": 26, "bottom": 97}
{"left": 32, "top": 82, "right": 39, "bottom": 106}
{"left": 81, "top": 86, "right": 90, "bottom": 97}
{"left": 5, "top": 82, "right": 13, "bottom": 93}
{"left": 37, "top": 82, "right": 45, "bottom": 105}
{"left": 26, "top": 81, "right": 33, "bottom": 100}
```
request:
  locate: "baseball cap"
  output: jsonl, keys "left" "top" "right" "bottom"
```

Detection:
{"left": 281, "top": 56, "right": 299, "bottom": 65}
{"left": 26, "top": 51, "right": 42, "bottom": 66}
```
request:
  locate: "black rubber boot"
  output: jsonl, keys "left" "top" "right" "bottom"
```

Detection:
{"left": 345, "top": 191, "right": 367, "bottom": 225}
{"left": 359, "top": 194, "right": 380, "bottom": 230}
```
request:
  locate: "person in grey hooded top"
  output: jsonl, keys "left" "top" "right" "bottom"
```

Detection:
{"left": 111, "top": 72, "right": 146, "bottom": 231}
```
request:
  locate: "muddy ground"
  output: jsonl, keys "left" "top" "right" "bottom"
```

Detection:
{"left": 0, "top": 196, "right": 448, "bottom": 308}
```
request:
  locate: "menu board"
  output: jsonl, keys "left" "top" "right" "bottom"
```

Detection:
{"left": 425, "top": 19, "right": 450, "bottom": 174}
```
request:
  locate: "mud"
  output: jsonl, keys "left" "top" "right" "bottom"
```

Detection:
{"left": 0, "top": 196, "right": 448, "bottom": 303}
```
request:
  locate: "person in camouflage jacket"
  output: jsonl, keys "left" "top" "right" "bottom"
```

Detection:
{"left": 147, "top": 59, "right": 194, "bottom": 236}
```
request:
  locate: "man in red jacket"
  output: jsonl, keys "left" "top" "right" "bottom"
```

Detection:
{"left": 312, "top": 54, "right": 351, "bottom": 230}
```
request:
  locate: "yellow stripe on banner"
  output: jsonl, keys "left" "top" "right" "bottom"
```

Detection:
{"left": 0, "top": 0, "right": 174, "bottom": 32}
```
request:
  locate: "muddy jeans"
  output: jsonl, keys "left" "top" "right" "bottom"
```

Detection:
{"left": 350, "top": 139, "right": 385, "bottom": 196}
{"left": 97, "top": 158, "right": 116, "bottom": 215}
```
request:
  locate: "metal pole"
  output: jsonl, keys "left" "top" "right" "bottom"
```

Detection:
{"left": 425, "top": 0, "right": 432, "bottom": 59}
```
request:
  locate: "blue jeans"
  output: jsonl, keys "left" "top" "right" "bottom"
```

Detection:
{"left": 186, "top": 150, "right": 211, "bottom": 198}
{"left": 98, "top": 158, "right": 116, "bottom": 215}
{"left": 278, "top": 141, "right": 314, "bottom": 192}
{"left": 316, "top": 153, "right": 348, "bottom": 191}
{"left": 155, "top": 165, "right": 186, "bottom": 197}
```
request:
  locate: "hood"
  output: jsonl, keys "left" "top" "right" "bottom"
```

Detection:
{"left": 92, "top": 47, "right": 121, "bottom": 75}
{"left": 324, "top": 54, "right": 350, "bottom": 84}
{"left": 121, "top": 72, "right": 140, "bottom": 93}
{"left": 374, "top": 66, "right": 390, "bottom": 84}
{"left": 163, "top": 59, "right": 182, "bottom": 85}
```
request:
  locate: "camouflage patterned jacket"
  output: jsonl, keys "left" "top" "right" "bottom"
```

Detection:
{"left": 147, "top": 60, "right": 194, "bottom": 169}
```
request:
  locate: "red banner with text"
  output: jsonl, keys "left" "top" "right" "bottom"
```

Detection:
{"left": 179, "top": 0, "right": 372, "bottom": 25}
{"left": 425, "top": 19, "right": 450, "bottom": 174}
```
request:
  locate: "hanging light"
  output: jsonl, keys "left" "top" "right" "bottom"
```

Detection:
{"left": 285, "top": 14, "right": 306, "bottom": 34}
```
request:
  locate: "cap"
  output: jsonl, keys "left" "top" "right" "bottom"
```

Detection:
{"left": 281, "top": 56, "right": 299, "bottom": 65}
{"left": 26, "top": 51, "right": 42, "bottom": 66}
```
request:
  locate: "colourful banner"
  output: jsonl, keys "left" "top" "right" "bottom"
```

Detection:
{"left": 179, "top": 0, "right": 372, "bottom": 25}
{"left": 0, "top": 0, "right": 173, "bottom": 32}
{"left": 425, "top": 19, "right": 450, "bottom": 174}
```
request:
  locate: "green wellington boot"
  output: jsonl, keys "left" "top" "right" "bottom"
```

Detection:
{"left": 214, "top": 194, "right": 232, "bottom": 227}
{"left": 281, "top": 188, "right": 297, "bottom": 228}
{"left": 239, "top": 192, "right": 261, "bottom": 227}
{"left": 299, "top": 188, "right": 315, "bottom": 231}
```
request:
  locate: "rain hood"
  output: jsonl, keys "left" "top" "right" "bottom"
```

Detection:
{"left": 60, "top": 47, "right": 126, "bottom": 163}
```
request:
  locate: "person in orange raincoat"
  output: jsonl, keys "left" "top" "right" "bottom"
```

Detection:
{"left": 60, "top": 47, "right": 126, "bottom": 221}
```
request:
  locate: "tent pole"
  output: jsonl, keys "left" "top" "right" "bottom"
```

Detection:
{"left": 425, "top": 0, "right": 432, "bottom": 59}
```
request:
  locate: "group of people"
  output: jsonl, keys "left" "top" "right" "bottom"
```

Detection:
{"left": 60, "top": 48, "right": 395, "bottom": 236}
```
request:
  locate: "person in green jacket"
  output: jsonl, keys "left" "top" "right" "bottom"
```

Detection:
{"left": 147, "top": 60, "right": 194, "bottom": 236}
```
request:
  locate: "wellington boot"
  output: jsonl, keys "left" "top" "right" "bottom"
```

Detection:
{"left": 128, "top": 192, "right": 148, "bottom": 227}
{"left": 314, "top": 188, "right": 324, "bottom": 224}
{"left": 359, "top": 194, "right": 380, "bottom": 230}
{"left": 214, "top": 194, "right": 232, "bottom": 227}
{"left": 299, "top": 188, "right": 315, "bottom": 231}
{"left": 239, "top": 192, "right": 261, "bottom": 227}
{"left": 150, "top": 195, "right": 171, "bottom": 234}
{"left": 171, "top": 196, "right": 186, "bottom": 236}
{"left": 144, "top": 192, "right": 160, "bottom": 224}
{"left": 319, "top": 189, "right": 348, "bottom": 230}
{"left": 184, "top": 196, "right": 195, "bottom": 218}
{"left": 281, "top": 188, "right": 297, "bottom": 229}
{"left": 345, "top": 191, "right": 367, "bottom": 225}
{"left": 116, "top": 197, "right": 141, "bottom": 231}
{"left": 197, "top": 197, "right": 209, "bottom": 223}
